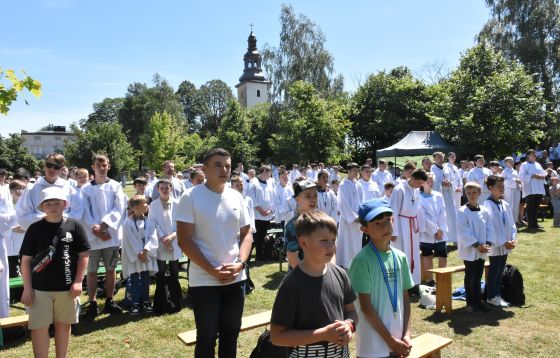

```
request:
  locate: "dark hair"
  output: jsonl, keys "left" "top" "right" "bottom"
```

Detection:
{"left": 295, "top": 209, "right": 337, "bottom": 238}
{"left": 360, "top": 164, "right": 371, "bottom": 172}
{"left": 190, "top": 169, "right": 204, "bottom": 180}
{"left": 259, "top": 165, "right": 271, "bottom": 173}
{"left": 133, "top": 176, "right": 147, "bottom": 185}
{"left": 92, "top": 153, "right": 109, "bottom": 163}
{"left": 486, "top": 175, "right": 504, "bottom": 189}
{"left": 317, "top": 170, "right": 329, "bottom": 179}
{"left": 403, "top": 161, "right": 416, "bottom": 171}
{"left": 9, "top": 179, "right": 26, "bottom": 191}
{"left": 45, "top": 153, "right": 66, "bottom": 166}
{"left": 359, "top": 211, "right": 392, "bottom": 226}
{"left": 526, "top": 149, "right": 536, "bottom": 157}
{"left": 202, "top": 147, "right": 231, "bottom": 165}
{"left": 411, "top": 168, "right": 428, "bottom": 181}
{"left": 384, "top": 182, "right": 395, "bottom": 190}
{"left": 13, "top": 167, "right": 30, "bottom": 181}
{"left": 474, "top": 154, "right": 485, "bottom": 161}
{"left": 156, "top": 178, "right": 173, "bottom": 189}
{"left": 0, "top": 168, "right": 6, "bottom": 176}
{"left": 489, "top": 160, "right": 500, "bottom": 167}
{"left": 346, "top": 162, "right": 360, "bottom": 170}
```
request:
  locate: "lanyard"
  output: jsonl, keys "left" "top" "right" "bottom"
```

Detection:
{"left": 369, "top": 242, "right": 398, "bottom": 316}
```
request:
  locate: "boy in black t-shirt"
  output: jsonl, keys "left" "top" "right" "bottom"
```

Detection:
{"left": 20, "top": 187, "right": 90, "bottom": 358}
{"left": 271, "top": 210, "right": 357, "bottom": 357}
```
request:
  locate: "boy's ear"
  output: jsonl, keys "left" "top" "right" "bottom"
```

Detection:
{"left": 359, "top": 225, "right": 367, "bottom": 234}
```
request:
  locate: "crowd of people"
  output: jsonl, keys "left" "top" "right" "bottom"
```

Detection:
{"left": 0, "top": 146, "right": 555, "bottom": 357}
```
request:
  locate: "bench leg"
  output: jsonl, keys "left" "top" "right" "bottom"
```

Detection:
{"left": 429, "top": 351, "right": 442, "bottom": 358}
{"left": 434, "top": 273, "right": 452, "bottom": 314}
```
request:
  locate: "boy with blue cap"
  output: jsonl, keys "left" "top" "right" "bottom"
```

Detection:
{"left": 348, "top": 198, "right": 414, "bottom": 358}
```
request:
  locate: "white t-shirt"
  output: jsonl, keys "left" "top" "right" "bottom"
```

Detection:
{"left": 175, "top": 184, "right": 250, "bottom": 287}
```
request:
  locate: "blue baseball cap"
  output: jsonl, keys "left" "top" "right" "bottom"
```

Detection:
{"left": 358, "top": 198, "right": 393, "bottom": 222}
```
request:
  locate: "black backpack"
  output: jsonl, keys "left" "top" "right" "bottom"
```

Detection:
{"left": 250, "top": 330, "right": 291, "bottom": 358}
{"left": 501, "top": 264, "right": 525, "bottom": 306}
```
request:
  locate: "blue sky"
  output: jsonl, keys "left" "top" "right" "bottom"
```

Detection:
{"left": 1, "top": 0, "right": 489, "bottom": 136}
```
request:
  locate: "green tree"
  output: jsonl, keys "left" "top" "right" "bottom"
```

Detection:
{"left": 118, "top": 74, "right": 185, "bottom": 151}
{"left": 0, "top": 133, "right": 39, "bottom": 173}
{"left": 64, "top": 121, "right": 136, "bottom": 178}
{"left": 262, "top": 5, "right": 344, "bottom": 102}
{"left": 429, "top": 43, "right": 546, "bottom": 158}
{"left": 270, "top": 81, "right": 350, "bottom": 165}
{"left": 176, "top": 80, "right": 202, "bottom": 133}
{"left": 80, "top": 97, "right": 124, "bottom": 128}
{"left": 141, "top": 111, "right": 187, "bottom": 170}
{"left": 197, "top": 79, "right": 233, "bottom": 136}
{"left": 479, "top": 0, "right": 560, "bottom": 141}
{"left": 183, "top": 133, "right": 218, "bottom": 167}
{"left": 349, "top": 67, "right": 433, "bottom": 161}
{"left": 216, "top": 100, "right": 257, "bottom": 167}
{"left": 0, "top": 68, "right": 41, "bottom": 115}
{"left": 247, "top": 102, "right": 276, "bottom": 162}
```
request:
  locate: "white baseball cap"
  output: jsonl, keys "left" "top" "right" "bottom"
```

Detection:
{"left": 38, "top": 187, "right": 69, "bottom": 211}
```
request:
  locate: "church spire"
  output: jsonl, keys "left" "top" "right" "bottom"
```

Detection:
{"left": 239, "top": 29, "right": 266, "bottom": 82}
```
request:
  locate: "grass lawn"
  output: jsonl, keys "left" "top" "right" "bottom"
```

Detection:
{"left": 3, "top": 217, "right": 559, "bottom": 357}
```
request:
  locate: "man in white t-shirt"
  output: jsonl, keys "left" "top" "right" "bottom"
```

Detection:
{"left": 176, "top": 148, "right": 252, "bottom": 358}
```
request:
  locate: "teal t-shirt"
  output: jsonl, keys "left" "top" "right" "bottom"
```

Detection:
{"left": 348, "top": 245, "right": 414, "bottom": 357}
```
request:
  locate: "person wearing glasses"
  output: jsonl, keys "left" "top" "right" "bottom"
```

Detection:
{"left": 16, "top": 153, "right": 84, "bottom": 231}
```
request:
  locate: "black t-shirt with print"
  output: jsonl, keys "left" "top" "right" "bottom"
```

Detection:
{"left": 20, "top": 218, "right": 90, "bottom": 291}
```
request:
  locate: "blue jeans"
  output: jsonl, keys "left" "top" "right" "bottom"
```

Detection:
{"left": 190, "top": 280, "right": 246, "bottom": 358}
{"left": 129, "top": 271, "right": 150, "bottom": 305}
{"left": 487, "top": 254, "right": 508, "bottom": 300}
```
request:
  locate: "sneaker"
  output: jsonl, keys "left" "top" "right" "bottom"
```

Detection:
{"left": 487, "top": 296, "right": 510, "bottom": 308}
{"left": 130, "top": 304, "right": 140, "bottom": 316}
{"left": 103, "top": 298, "right": 123, "bottom": 314}
{"left": 143, "top": 301, "right": 153, "bottom": 313}
{"left": 465, "top": 305, "right": 484, "bottom": 315}
{"left": 81, "top": 300, "right": 98, "bottom": 321}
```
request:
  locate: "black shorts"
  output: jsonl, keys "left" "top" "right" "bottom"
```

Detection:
{"left": 420, "top": 242, "right": 448, "bottom": 258}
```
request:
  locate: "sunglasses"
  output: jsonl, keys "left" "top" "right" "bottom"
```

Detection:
{"left": 45, "top": 162, "right": 63, "bottom": 170}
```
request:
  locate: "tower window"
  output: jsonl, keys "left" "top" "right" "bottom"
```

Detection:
{"left": 257, "top": 90, "right": 261, "bottom": 97}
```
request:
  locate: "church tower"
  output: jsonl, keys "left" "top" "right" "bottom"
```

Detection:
{"left": 236, "top": 30, "right": 271, "bottom": 108}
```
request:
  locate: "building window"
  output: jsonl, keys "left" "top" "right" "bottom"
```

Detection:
{"left": 34, "top": 136, "right": 41, "bottom": 140}
{"left": 257, "top": 90, "right": 261, "bottom": 97}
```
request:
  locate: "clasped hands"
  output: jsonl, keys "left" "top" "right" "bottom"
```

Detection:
{"left": 92, "top": 224, "right": 111, "bottom": 241}
{"left": 212, "top": 262, "right": 244, "bottom": 284}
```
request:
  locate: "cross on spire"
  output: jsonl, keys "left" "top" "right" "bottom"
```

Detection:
{"left": 250, "top": 23, "right": 254, "bottom": 32}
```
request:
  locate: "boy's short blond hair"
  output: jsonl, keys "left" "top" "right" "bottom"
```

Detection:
{"left": 464, "top": 181, "right": 481, "bottom": 192}
{"left": 76, "top": 168, "right": 89, "bottom": 177}
{"left": 295, "top": 209, "right": 337, "bottom": 239}
{"left": 128, "top": 194, "right": 147, "bottom": 208}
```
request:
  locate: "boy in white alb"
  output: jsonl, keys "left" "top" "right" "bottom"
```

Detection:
{"left": 176, "top": 148, "right": 252, "bottom": 358}
{"left": 317, "top": 170, "right": 338, "bottom": 223}
{"left": 272, "top": 170, "right": 294, "bottom": 228}
{"left": 431, "top": 152, "right": 458, "bottom": 244}
{"left": 418, "top": 173, "right": 448, "bottom": 286}
{"left": 446, "top": 152, "right": 463, "bottom": 209}
{"left": 149, "top": 179, "right": 183, "bottom": 313}
{"left": 16, "top": 153, "right": 83, "bottom": 231}
{"left": 359, "top": 165, "right": 382, "bottom": 202}
{"left": 457, "top": 182, "right": 494, "bottom": 314}
{"left": 373, "top": 160, "right": 394, "bottom": 191}
{"left": 519, "top": 149, "right": 546, "bottom": 229}
{"left": 390, "top": 169, "right": 428, "bottom": 286}
{"left": 80, "top": 153, "right": 127, "bottom": 319}
{"left": 502, "top": 157, "right": 522, "bottom": 225}
{"left": 467, "top": 155, "right": 492, "bottom": 205}
{"left": 253, "top": 165, "right": 275, "bottom": 261}
{"left": 336, "top": 163, "right": 364, "bottom": 269}
{"left": 484, "top": 175, "right": 517, "bottom": 308}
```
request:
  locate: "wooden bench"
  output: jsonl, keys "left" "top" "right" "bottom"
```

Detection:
{"left": 409, "top": 333, "right": 453, "bottom": 358}
{"left": 178, "top": 310, "right": 272, "bottom": 346}
{"left": 0, "top": 314, "right": 29, "bottom": 329}
{"left": 428, "top": 262, "right": 490, "bottom": 314}
{"left": 538, "top": 204, "right": 549, "bottom": 221}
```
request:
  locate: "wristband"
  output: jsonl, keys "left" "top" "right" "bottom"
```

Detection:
{"left": 236, "top": 258, "right": 248, "bottom": 270}
{"left": 345, "top": 319, "right": 356, "bottom": 333}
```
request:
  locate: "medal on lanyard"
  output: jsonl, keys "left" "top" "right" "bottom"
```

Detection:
{"left": 369, "top": 242, "right": 398, "bottom": 317}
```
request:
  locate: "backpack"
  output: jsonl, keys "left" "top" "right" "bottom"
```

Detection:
{"left": 250, "top": 330, "right": 291, "bottom": 358}
{"left": 501, "top": 264, "right": 525, "bottom": 306}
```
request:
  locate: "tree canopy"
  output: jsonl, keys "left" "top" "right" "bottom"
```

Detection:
{"left": 429, "top": 43, "right": 546, "bottom": 158}
{"left": 262, "top": 5, "right": 344, "bottom": 103}
{"left": 0, "top": 133, "right": 39, "bottom": 173}
{"left": 0, "top": 67, "right": 41, "bottom": 115}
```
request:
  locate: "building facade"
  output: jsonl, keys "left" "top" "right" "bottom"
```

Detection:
{"left": 21, "top": 126, "right": 76, "bottom": 160}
